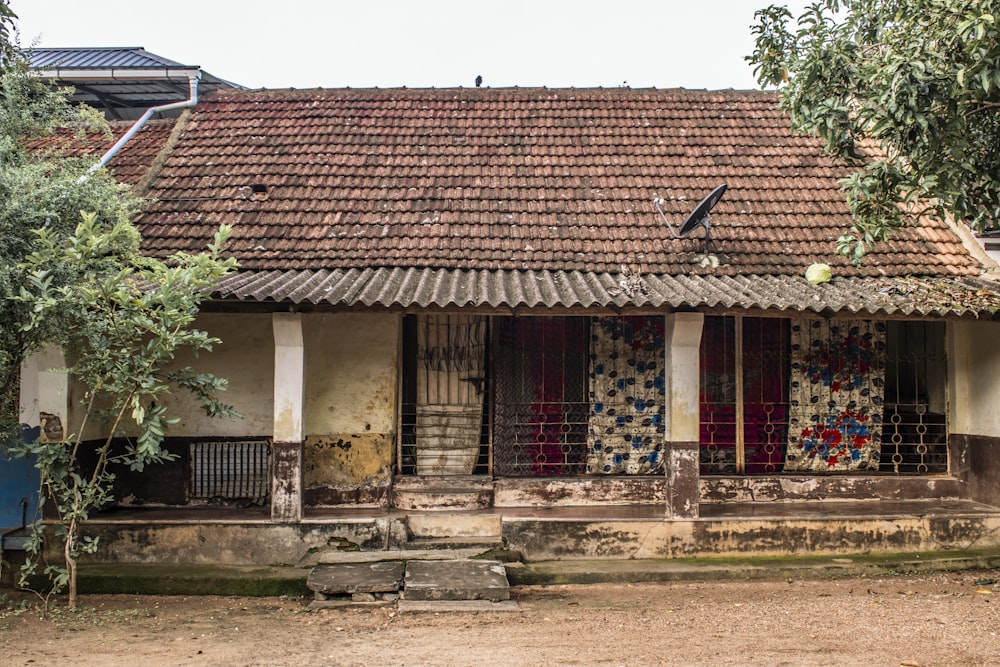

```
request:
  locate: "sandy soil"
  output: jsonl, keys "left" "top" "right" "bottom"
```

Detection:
{"left": 2, "top": 570, "right": 1000, "bottom": 666}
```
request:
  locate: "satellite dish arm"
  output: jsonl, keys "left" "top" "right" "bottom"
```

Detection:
{"left": 653, "top": 197, "right": 684, "bottom": 239}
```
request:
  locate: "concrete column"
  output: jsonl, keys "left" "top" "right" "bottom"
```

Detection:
{"left": 272, "top": 313, "right": 305, "bottom": 523}
{"left": 19, "top": 346, "right": 69, "bottom": 442}
{"left": 663, "top": 312, "right": 704, "bottom": 519}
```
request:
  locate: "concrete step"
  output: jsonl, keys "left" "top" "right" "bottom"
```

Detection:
{"left": 407, "top": 512, "right": 501, "bottom": 539}
{"left": 402, "top": 537, "right": 504, "bottom": 551}
{"left": 392, "top": 475, "right": 493, "bottom": 511}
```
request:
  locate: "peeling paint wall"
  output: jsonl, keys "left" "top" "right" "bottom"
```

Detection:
{"left": 701, "top": 475, "right": 963, "bottom": 503}
{"left": 302, "top": 313, "right": 399, "bottom": 505}
{"left": 303, "top": 434, "right": 393, "bottom": 505}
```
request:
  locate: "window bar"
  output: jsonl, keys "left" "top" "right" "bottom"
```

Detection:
{"left": 487, "top": 316, "right": 495, "bottom": 476}
{"left": 735, "top": 316, "right": 746, "bottom": 473}
{"left": 915, "top": 404, "right": 929, "bottom": 474}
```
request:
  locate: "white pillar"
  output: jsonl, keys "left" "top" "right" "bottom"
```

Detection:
{"left": 663, "top": 313, "right": 704, "bottom": 519}
{"left": 271, "top": 313, "right": 304, "bottom": 522}
{"left": 19, "top": 346, "right": 69, "bottom": 442}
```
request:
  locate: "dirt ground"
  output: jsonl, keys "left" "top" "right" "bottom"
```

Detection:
{"left": 2, "top": 569, "right": 1000, "bottom": 667}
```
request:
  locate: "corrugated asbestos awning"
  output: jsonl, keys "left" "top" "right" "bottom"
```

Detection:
{"left": 210, "top": 269, "right": 1000, "bottom": 318}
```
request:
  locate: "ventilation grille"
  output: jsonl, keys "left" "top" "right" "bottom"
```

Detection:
{"left": 190, "top": 440, "right": 271, "bottom": 501}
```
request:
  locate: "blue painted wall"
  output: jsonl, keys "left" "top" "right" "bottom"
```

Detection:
{"left": 1, "top": 429, "right": 40, "bottom": 530}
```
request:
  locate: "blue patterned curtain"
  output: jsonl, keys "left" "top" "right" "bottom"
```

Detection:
{"left": 587, "top": 316, "right": 666, "bottom": 474}
{"left": 784, "top": 319, "right": 886, "bottom": 472}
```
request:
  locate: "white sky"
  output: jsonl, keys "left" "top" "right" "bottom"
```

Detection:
{"left": 11, "top": 0, "right": 811, "bottom": 91}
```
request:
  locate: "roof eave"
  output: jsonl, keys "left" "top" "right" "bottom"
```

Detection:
{"left": 36, "top": 67, "right": 203, "bottom": 81}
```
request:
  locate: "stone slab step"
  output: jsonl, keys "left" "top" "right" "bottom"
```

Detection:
{"left": 402, "top": 559, "right": 510, "bottom": 602}
{"left": 393, "top": 475, "right": 493, "bottom": 492}
{"left": 306, "top": 556, "right": 512, "bottom": 605}
{"left": 307, "top": 560, "right": 404, "bottom": 596}
{"left": 407, "top": 512, "right": 502, "bottom": 539}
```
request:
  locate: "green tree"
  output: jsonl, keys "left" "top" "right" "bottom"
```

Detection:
{"left": 14, "top": 215, "right": 238, "bottom": 609}
{"left": 749, "top": 0, "right": 1000, "bottom": 263}
{"left": 0, "top": 0, "right": 15, "bottom": 71}
{"left": 0, "top": 5, "right": 239, "bottom": 608}
{"left": 0, "top": 40, "right": 134, "bottom": 445}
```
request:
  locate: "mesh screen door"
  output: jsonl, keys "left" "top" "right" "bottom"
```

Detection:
{"left": 493, "top": 317, "right": 589, "bottom": 476}
{"left": 700, "top": 316, "right": 790, "bottom": 474}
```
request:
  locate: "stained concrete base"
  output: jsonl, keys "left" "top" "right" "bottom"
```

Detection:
{"left": 32, "top": 546, "right": 1000, "bottom": 598}
{"left": 52, "top": 498, "right": 1000, "bottom": 568}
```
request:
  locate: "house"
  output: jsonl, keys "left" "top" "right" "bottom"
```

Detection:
{"left": 18, "top": 85, "right": 1000, "bottom": 564}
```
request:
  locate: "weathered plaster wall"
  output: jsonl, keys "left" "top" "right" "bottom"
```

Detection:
{"left": 141, "top": 313, "right": 275, "bottom": 438}
{"left": 951, "top": 434, "right": 1000, "bottom": 506}
{"left": 302, "top": 313, "right": 399, "bottom": 506}
{"left": 63, "top": 314, "right": 273, "bottom": 441}
{"left": 20, "top": 347, "right": 69, "bottom": 441}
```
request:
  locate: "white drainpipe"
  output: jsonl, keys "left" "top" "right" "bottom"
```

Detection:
{"left": 79, "top": 72, "right": 201, "bottom": 182}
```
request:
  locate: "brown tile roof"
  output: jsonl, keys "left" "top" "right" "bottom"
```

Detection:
{"left": 134, "top": 87, "right": 984, "bottom": 279}
{"left": 23, "top": 118, "right": 176, "bottom": 185}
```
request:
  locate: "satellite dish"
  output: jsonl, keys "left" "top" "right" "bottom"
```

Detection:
{"left": 654, "top": 184, "right": 728, "bottom": 257}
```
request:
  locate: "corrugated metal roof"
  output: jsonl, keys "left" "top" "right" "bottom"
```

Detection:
{"left": 210, "top": 269, "right": 1000, "bottom": 318}
{"left": 27, "top": 47, "right": 187, "bottom": 70}
{"left": 26, "top": 47, "right": 242, "bottom": 121}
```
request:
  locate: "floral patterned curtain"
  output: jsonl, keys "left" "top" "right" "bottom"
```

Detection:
{"left": 784, "top": 319, "right": 886, "bottom": 472}
{"left": 587, "top": 316, "right": 666, "bottom": 474}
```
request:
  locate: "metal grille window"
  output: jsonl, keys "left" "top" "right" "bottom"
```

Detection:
{"left": 493, "top": 317, "right": 589, "bottom": 476}
{"left": 880, "top": 321, "right": 948, "bottom": 474}
{"left": 190, "top": 439, "right": 271, "bottom": 501}
{"left": 700, "top": 316, "right": 790, "bottom": 474}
